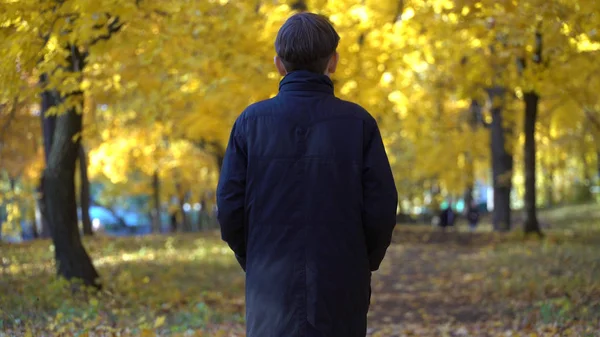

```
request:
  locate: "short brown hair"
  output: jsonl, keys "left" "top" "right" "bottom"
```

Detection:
{"left": 275, "top": 12, "right": 340, "bottom": 74}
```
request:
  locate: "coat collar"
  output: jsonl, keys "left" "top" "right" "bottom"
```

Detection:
{"left": 278, "top": 70, "right": 335, "bottom": 95}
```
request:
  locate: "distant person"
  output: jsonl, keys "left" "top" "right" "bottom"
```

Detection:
{"left": 216, "top": 12, "right": 398, "bottom": 337}
{"left": 439, "top": 205, "right": 455, "bottom": 231}
{"left": 466, "top": 202, "right": 480, "bottom": 232}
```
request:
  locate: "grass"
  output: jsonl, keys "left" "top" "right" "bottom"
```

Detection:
{"left": 1, "top": 233, "right": 246, "bottom": 336}
{"left": 1, "top": 203, "right": 599, "bottom": 336}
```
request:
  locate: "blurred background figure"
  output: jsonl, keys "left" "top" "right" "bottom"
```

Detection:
{"left": 466, "top": 201, "right": 480, "bottom": 232}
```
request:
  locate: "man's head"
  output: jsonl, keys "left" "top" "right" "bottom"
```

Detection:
{"left": 274, "top": 12, "right": 340, "bottom": 76}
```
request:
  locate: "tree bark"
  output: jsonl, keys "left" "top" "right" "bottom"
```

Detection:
{"left": 30, "top": 205, "right": 39, "bottom": 239}
{"left": 178, "top": 191, "right": 190, "bottom": 232}
{"left": 79, "top": 145, "right": 93, "bottom": 236}
{"left": 170, "top": 210, "right": 178, "bottom": 232}
{"left": 595, "top": 150, "right": 600, "bottom": 202}
{"left": 523, "top": 92, "right": 542, "bottom": 236}
{"left": 464, "top": 183, "right": 474, "bottom": 211}
{"left": 519, "top": 29, "right": 543, "bottom": 237}
{"left": 40, "top": 46, "right": 100, "bottom": 288}
{"left": 43, "top": 103, "right": 100, "bottom": 288}
{"left": 487, "top": 87, "right": 513, "bottom": 231}
{"left": 544, "top": 161, "right": 555, "bottom": 208}
{"left": 152, "top": 170, "right": 162, "bottom": 233}
{"left": 38, "top": 73, "right": 57, "bottom": 239}
{"left": 579, "top": 147, "right": 593, "bottom": 201}
{"left": 597, "top": 151, "right": 600, "bottom": 184}
{"left": 198, "top": 198, "right": 207, "bottom": 230}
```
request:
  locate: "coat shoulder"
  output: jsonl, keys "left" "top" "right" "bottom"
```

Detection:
{"left": 238, "top": 98, "right": 277, "bottom": 120}
{"left": 231, "top": 98, "right": 277, "bottom": 135}
{"left": 333, "top": 98, "right": 377, "bottom": 126}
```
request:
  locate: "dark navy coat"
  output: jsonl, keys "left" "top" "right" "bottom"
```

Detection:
{"left": 216, "top": 70, "right": 398, "bottom": 337}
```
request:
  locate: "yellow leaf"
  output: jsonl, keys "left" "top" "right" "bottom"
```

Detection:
{"left": 24, "top": 328, "right": 33, "bottom": 337}
{"left": 154, "top": 315, "right": 166, "bottom": 328}
{"left": 80, "top": 79, "right": 91, "bottom": 90}
{"left": 140, "top": 328, "right": 155, "bottom": 337}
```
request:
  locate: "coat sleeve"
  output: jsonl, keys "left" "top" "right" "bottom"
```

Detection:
{"left": 362, "top": 119, "right": 398, "bottom": 272}
{"left": 216, "top": 120, "right": 248, "bottom": 271}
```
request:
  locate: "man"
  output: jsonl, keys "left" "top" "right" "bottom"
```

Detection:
{"left": 217, "top": 12, "right": 398, "bottom": 337}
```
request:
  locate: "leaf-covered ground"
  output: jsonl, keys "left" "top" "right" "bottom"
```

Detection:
{"left": 1, "top": 204, "right": 600, "bottom": 336}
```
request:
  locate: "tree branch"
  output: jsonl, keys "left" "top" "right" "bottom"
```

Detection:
{"left": 0, "top": 97, "right": 18, "bottom": 143}
{"left": 90, "top": 199, "right": 128, "bottom": 227}
{"left": 89, "top": 16, "right": 124, "bottom": 46}
{"left": 394, "top": 0, "right": 404, "bottom": 22}
{"left": 584, "top": 109, "right": 600, "bottom": 133}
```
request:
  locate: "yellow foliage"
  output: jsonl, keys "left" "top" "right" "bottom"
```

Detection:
{"left": 1, "top": 0, "right": 599, "bottom": 205}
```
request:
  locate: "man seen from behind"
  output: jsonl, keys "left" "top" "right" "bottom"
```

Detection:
{"left": 217, "top": 12, "right": 398, "bottom": 337}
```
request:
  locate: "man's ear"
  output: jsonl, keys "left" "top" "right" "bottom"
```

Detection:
{"left": 274, "top": 56, "right": 287, "bottom": 76}
{"left": 326, "top": 52, "right": 339, "bottom": 75}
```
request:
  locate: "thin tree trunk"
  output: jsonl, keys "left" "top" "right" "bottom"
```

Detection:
{"left": 597, "top": 151, "right": 600, "bottom": 184}
{"left": 519, "top": 29, "right": 543, "bottom": 237}
{"left": 523, "top": 92, "right": 542, "bottom": 236}
{"left": 198, "top": 198, "right": 207, "bottom": 230}
{"left": 79, "top": 145, "right": 93, "bottom": 236}
{"left": 464, "top": 185, "right": 474, "bottom": 210}
{"left": 579, "top": 147, "right": 593, "bottom": 201}
{"left": 487, "top": 87, "right": 513, "bottom": 231}
{"left": 8, "top": 178, "right": 16, "bottom": 240}
{"left": 545, "top": 161, "right": 555, "bottom": 208}
{"left": 30, "top": 205, "right": 39, "bottom": 239}
{"left": 170, "top": 210, "right": 178, "bottom": 232}
{"left": 152, "top": 170, "right": 161, "bottom": 233}
{"left": 179, "top": 194, "right": 190, "bottom": 232}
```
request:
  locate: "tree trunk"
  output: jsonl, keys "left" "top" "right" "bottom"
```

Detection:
{"left": 30, "top": 205, "right": 39, "bottom": 239}
{"left": 42, "top": 103, "right": 100, "bottom": 288}
{"left": 0, "top": 199, "right": 4, "bottom": 241}
{"left": 170, "top": 211, "right": 178, "bottom": 232}
{"left": 523, "top": 92, "right": 542, "bottom": 236}
{"left": 40, "top": 45, "right": 100, "bottom": 288}
{"left": 198, "top": 199, "right": 207, "bottom": 230}
{"left": 519, "top": 29, "right": 543, "bottom": 237}
{"left": 179, "top": 195, "right": 189, "bottom": 232}
{"left": 597, "top": 151, "right": 600, "bottom": 184}
{"left": 545, "top": 161, "right": 555, "bottom": 208}
{"left": 464, "top": 185, "right": 474, "bottom": 210}
{"left": 152, "top": 170, "right": 162, "bottom": 233}
{"left": 38, "top": 73, "right": 57, "bottom": 239}
{"left": 79, "top": 145, "right": 93, "bottom": 236}
{"left": 487, "top": 87, "right": 513, "bottom": 231}
{"left": 579, "top": 147, "right": 593, "bottom": 201}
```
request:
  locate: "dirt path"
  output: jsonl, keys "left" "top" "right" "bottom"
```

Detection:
{"left": 365, "top": 230, "right": 517, "bottom": 336}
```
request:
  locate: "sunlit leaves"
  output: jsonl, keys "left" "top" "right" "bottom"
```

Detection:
{"left": 1, "top": 0, "right": 600, "bottom": 212}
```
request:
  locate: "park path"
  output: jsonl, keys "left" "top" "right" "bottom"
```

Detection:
{"left": 365, "top": 229, "right": 516, "bottom": 337}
